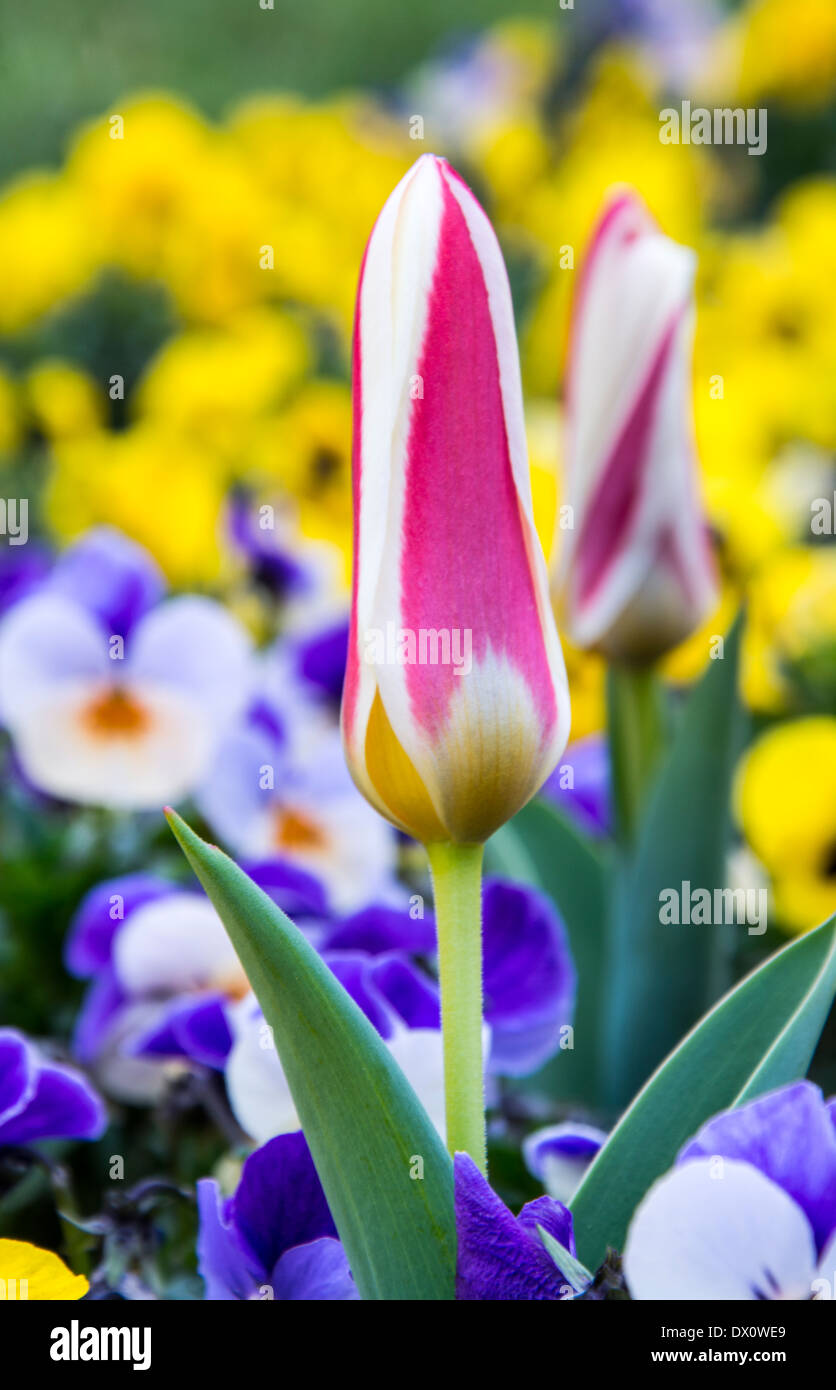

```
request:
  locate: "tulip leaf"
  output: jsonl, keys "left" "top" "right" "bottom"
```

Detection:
{"left": 571, "top": 912, "right": 836, "bottom": 1271}
{"left": 603, "top": 616, "right": 746, "bottom": 1105}
{"left": 486, "top": 798, "right": 610, "bottom": 1103}
{"left": 165, "top": 810, "right": 455, "bottom": 1301}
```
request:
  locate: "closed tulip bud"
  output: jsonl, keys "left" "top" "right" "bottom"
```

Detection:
{"left": 341, "top": 154, "right": 570, "bottom": 846}
{"left": 556, "top": 191, "right": 717, "bottom": 664}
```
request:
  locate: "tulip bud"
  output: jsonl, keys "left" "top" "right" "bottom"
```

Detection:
{"left": 556, "top": 191, "right": 717, "bottom": 664}
{"left": 341, "top": 154, "right": 570, "bottom": 845}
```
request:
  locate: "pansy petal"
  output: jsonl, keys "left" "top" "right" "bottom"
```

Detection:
{"left": 129, "top": 596, "right": 252, "bottom": 734}
{"left": 0, "top": 593, "right": 108, "bottom": 725}
{"left": 624, "top": 1158, "right": 817, "bottom": 1300}
{"left": 482, "top": 879, "right": 576, "bottom": 1077}
{"left": 523, "top": 1122, "right": 607, "bottom": 1204}
{"left": 113, "top": 893, "right": 246, "bottom": 999}
{"left": 271, "top": 1237, "right": 359, "bottom": 1301}
{"left": 234, "top": 1131, "right": 338, "bottom": 1275}
{"left": 196, "top": 1179, "right": 260, "bottom": 1300}
{"left": 0, "top": 1029, "right": 35, "bottom": 1129}
{"left": 678, "top": 1081, "right": 836, "bottom": 1253}
{"left": 0, "top": 1056, "right": 105, "bottom": 1145}
{"left": 0, "top": 1239, "right": 88, "bottom": 1300}
{"left": 455, "top": 1152, "right": 573, "bottom": 1300}
{"left": 65, "top": 874, "right": 173, "bottom": 977}
{"left": 48, "top": 527, "right": 165, "bottom": 639}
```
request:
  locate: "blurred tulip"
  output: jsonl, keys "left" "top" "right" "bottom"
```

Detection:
{"left": 556, "top": 191, "right": 717, "bottom": 664}
{"left": 341, "top": 153, "right": 570, "bottom": 846}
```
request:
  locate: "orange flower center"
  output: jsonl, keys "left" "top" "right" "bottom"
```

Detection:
{"left": 273, "top": 807, "right": 326, "bottom": 852}
{"left": 80, "top": 688, "right": 151, "bottom": 739}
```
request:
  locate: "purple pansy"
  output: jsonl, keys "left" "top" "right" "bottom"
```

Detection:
{"left": 197, "top": 1131, "right": 357, "bottom": 1300}
{"left": 292, "top": 618, "right": 349, "bottom": 707}
{"left": 455, "top": 1153, "right": 575, "bottom": 1301}
{"left": 624, "top": 1081, "right": 836, "bottom": 1300}
{"left": 0, "top": 527, "right": 252, "bottom": 809}
{"left": 320, "top": 879, "right": 576, "bottom": 1079}
{"left": 540, "top": 736, "right": 611, "bottom": 838}
{"left": 227, "top": 491, "right": 309, "bottom": 599}
{"left": 0, "top": 1028, "right": 105, "bottom": 1146}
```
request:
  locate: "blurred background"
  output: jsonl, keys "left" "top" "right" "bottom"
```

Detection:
{"left": 0, "top": 0, "right": 834, "bottom": 1297}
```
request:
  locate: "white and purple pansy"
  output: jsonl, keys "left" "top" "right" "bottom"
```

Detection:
{"left": 197, "top": 1130, "right": 357, "bottom": 1300}
{"left": 624, "top": 1081, "right": 836, "bottom": 1300}
{"left": 195, "top": 681, "right": 398, "bottom": 912}
{"left": 0, "top": 527, "right": 252, "bottom": 808}
{"left": 0, "top": 1028, "right": 105, "bottom": 1146}
{"left": 523, "top": 1121, "right": 607, "bottom": 1203}
{"left": 224, "top": 880, "right": 576, "bottom": 1143}
{"left": 64, "top": 862, "right": 328, "bottom": 1102}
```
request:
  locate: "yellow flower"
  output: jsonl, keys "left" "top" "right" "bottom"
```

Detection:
{"left": 0, "top": 368, "right": 22, "bottom": 453}
{"left": 45, "top": 425, "right": 229, "bottom": 586}
{"left": 135, "top": 310, "right": 309, "bottom": 457}
{"left": 735, "top": 717, "right": 836, "bottom": 932}
{"left": 0, "top": 1240, "right": 88, "bottom": 1300}
{"left": 0, "top": 174, "right": 94, "bottom": 332}
{"left": 66, "top": 94, "right": 214, "bottom": 282}
{"left": 736, "top": 0, "right": 836, "bottom": 107}
{"left": 228, "top": 95, "right": 411, "bottom": 338}
{"left": 250, "top": 380, "right": 353, "bottom": 583}
{"left": 25, "top": 361, "right": 105, "bottom": 441}
{"left": 742, "top": 547, "right": 836, "bottom": 712}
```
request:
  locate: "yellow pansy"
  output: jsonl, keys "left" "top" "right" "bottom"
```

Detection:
{"left": 251, "top": 380, "right": 353, "bottom": 583}
{"left": 135, "top": 310, "right": 309, "bottom": 457}
{"left": 0, "top": 1240, "right": 88, "bottom": 1300}
{"left": 45, "top": 425, "right": 229, "bottom": 586}
{"left": 0, "top": 174, "right": 94, "bottom": 332}
{"left": 742, "top": 547, "right": 836, "bottom": 712}
{"left": 66, "top": 93, "right": 214, "bottom": 281}
{"left": 25, "top": 361, "right": 105, "bottom": 441}
{"left": 735, "top": 717, "right": 836, "bottom": 932}
{"left": 736, "top": 0, "right": 836, "bottom": 107}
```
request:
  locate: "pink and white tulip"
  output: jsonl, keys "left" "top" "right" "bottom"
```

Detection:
{"left": 556, "top": 191, "right": 717, "bottom": 663}
{"left": 341, "top": 154, "right": 570, "bottom": 846}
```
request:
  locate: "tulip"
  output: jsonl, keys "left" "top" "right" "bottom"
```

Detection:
{"left": 556, "top": 190, "right": 717, "bottom": 665}
{"left": 342, "top": 152, "right": 570, "bottom": 846}
{"left": 341, "top": 153, "right": 570, "bottom": 1172}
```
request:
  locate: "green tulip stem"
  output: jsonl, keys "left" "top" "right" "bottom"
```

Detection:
{"left": 607, "top": 664, "right": 666, "bottom": 846}
{"left": 426, "top": 840, "right": 487, "bottom": 1175}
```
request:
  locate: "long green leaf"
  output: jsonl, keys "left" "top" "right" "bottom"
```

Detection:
{"left": 487, "top": 797, "right": 609, "bottom": 1103}
{"left": 603, "top": 617, "right": 746, "bottom": 1105}
{"left": 571, "top": 912, "right": 836, "bottom": 1270}
{"left": 165, "top": 810, "right": 455, "bottom": 1301}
